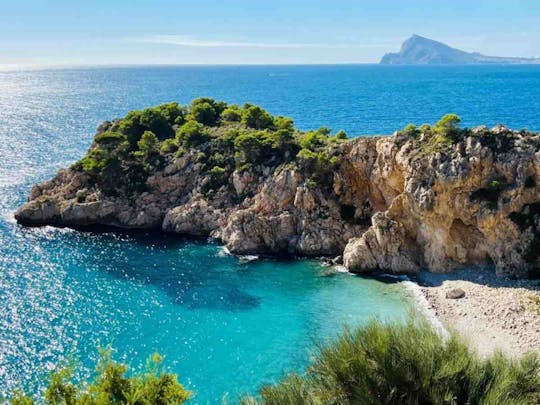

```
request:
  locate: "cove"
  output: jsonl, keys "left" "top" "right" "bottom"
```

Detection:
{"left": 0, "top": 223, "right": 413, "bottom": 404}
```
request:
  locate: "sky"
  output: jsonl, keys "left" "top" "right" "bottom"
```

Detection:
{"left": 1, "top": 0, "right": 540, "bottom": 66}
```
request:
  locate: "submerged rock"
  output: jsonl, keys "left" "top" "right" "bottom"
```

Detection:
{"left": 15, "top": 102, "right": 540, "bottom": 279}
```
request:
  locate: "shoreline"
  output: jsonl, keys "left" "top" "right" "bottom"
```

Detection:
{"left": 416, "top": 268, "right": 540, "bottom": 358}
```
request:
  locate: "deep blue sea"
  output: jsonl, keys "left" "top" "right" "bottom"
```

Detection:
{"left": 1, "top": 65, "right": 540, "bottom": 403}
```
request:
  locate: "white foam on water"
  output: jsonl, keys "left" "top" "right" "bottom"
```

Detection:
{"left": 217, "top": 246, "right": 231, "bottom": 257}
{"left": 217, "top": 246, "right": 259, "bottom": 263}
{"left": 333, "top": 265, "right": 350, "bottom": 273}
{"left": 238, "top": 255, "right": 259, "bottom": 263}
{"left": 2, "top": 209, "right": 17, "bottom": 224}
{"left": 402, "top": 279, "right": 450, "bottom": 340}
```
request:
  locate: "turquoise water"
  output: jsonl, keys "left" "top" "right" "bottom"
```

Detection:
{"left": 1, "top": 65, "right": 540, "bottom": 403}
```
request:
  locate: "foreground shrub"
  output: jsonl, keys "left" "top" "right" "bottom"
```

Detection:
{"left": 242, "top": 320, "right": 540, "bottom": 405}
{"left": 5, "top": 349, "right": 191, "bottom": 405}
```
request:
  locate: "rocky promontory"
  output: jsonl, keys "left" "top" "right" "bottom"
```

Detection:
{"left": 15, "top": 100, "right": 540, "bottom": 278}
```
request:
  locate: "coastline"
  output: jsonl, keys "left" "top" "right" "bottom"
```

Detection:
{"left": 417, "top": 269, "right": 540, "bottom": 358}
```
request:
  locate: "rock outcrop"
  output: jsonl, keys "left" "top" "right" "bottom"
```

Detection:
{"left": 381, "top": 34, "right": 540, "bottom": 65}
{"left": 15, "top": 119, "right": 540, "bottom": 279}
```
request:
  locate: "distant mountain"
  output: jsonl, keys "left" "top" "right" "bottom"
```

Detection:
{"left": 380, "top": 35, "right": 540, "bottom": 65}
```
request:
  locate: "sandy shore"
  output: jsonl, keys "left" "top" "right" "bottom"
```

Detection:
{"left": 416, "top": 269, "right": 540, "bottom": 358}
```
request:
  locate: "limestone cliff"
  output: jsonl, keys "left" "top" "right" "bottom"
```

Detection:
{"left": 15, "top": 101, "right": 540, "bottom": 278}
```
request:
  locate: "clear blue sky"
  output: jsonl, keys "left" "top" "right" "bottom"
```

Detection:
{"left": 2, "top": 0, "right": 540, "bottom": 66}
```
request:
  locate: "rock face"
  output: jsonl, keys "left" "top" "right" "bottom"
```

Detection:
{"left": 16, "top": 126, "right": 540, "bottom": 278}
{"left": 380, "top": 34, "right": 540, "bottom": 65}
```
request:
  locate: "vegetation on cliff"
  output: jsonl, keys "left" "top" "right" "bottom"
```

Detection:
{"left": 397, "top": 113, "right": 540, "bottom": 156}
{"left": 5, "top": 322, "right": 538, "bottom": 405}
{"left": 72, "top": 98, "right": 348, "bottom": 194}
{"left": 15, "top": 99, "right": 539, "bottom": 277}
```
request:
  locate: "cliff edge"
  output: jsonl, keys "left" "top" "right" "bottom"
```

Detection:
{"left": 15, "top": 100, "right": 540, "bottom": 278}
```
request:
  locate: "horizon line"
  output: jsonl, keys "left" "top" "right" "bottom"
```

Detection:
{"left": 4, "top": 61, "right": 540, "bottom": 73}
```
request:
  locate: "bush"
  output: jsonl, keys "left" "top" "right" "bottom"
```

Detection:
{"left": 400, "top": 124, "right": 418, "bottom": 138}
{"left": 434, "top": 114, "right": 462, "bottom": 141}
{"left": 242, "top": 105, "right": 274, "bottom": 130}
{"left": 135, "top": 131, "right": 162, "bottom": 168}
{"left": 6, "top": 349, "right": 191, "bottom": 405}
{"left": 137, "top": 131, "right": 160, "bottom": 155}
{"left": 154, "top": 102, "right": 187, "bottom": 126}
{"left": 242, "top": 320, "right": 540, "bottom": 405}
{"left": 120, "top": 108, "right": 175, "bottom": 148}
{"left": 94, "top": 131, "right": 127, "bottom": 145}
{"left": 274, "top": 116, "right": 295, "bottom": 133}
{"left": 299, "top": 131, "right": 328, "bottom": 150}
{"left": 233, "top": 131, "right": 270, "bottom": 164}
{"left": 176, "top": 121, "right": 210, "bottom": 147}
{"left": 207, "top": 166, "right": 228, "bottom": 190}
{"left": 79, "top": 148, "right": 117, "bottom": 176}
{"left": 334, "top": 130, "right": 348, "bottom": 140}
{"left": 160, "top": 138, "right": 178, "bottom": 154}
{"left": 296, "top": 148, "right": 338, "bottom": 185}
{"left": 436, "top": 113, "right": 461, "bottom": 132}
{"left": 189, "top": 98, "right": 227, "bottom": 126}
{"left": 190, "top": 101, "right": 218, "bottom": 126}
{"left": 221, "top": 105, "right": 242, "bottom": 122}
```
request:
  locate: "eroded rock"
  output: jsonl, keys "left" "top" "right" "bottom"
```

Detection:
{"left": 15, "top": 127, "right": 540, "bottom": 278}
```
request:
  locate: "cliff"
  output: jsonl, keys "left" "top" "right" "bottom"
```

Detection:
{"left": 380, "top": 34, "right": 540, "bottom": 65}
{"left": 15, "top": 100, "right": 540, "bottom": 278}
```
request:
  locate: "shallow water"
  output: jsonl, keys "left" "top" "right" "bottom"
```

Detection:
{"left": 1, "top": 65, "right": 539, "bottom": 403}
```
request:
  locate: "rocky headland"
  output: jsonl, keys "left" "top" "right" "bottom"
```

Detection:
{"left": 381, "top": 34, "right": 540, "bottom": 65}
{"left": 15, "top": 99, "right": 540, "bottom": 280}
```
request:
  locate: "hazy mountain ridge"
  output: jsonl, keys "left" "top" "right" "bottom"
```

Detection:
{"left": 381, "top": 35, "right": 540, "bottom": 65}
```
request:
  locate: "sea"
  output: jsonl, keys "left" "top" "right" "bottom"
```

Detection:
{"left": 1, "top": 65, "right": 539, "bottom": 403}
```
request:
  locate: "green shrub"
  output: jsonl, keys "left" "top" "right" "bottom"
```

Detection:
{"left": 233, "top": 131, "right": 270, "bottom": 164}
{"left": 6, "top": 349, "right": 191, "bottom": 405}
{"left": 207, "top": 166, "right": 228, "bottom": 190}
{"left": 243, "top": 320, "right": 540, "bottom": 405}
{"left": 334, "top": 130, "right": 348, "bottom": 140}
{"left": 176, "top": 121, "right": 210, "bottom": 147}
{"left": 154, "top": 102, "right": 187, "bottom": 126}
{"left": 242, "top": 105, "right": 274, "bottom": 130}
{"left": 196, "top": 151, "right": 207, "bottom": 163}
{"left": 222, "top": 129, "right": 242, "bottom": 145}
{"left": 221, "top": 105, "right": 242, "bottom": 122}
{"left": 400, "top": 124, "right": 418, "bottom": 138}
{"left": 434, "top": 113, "right": 462, "bottom": 141}
{"left": 274, "top": 116, "right": 295, "bottom": 133}
{"left": 160, "top": 138, "right": 178, "bottom": 154}
{"left": 299, "top": 131, "right": 328, "bottom": 150}
{"left": 189, "top": 98, "right": 227, "bottom": 126}
{"left": 120, "top": 108, "right": 174, "bottom": 147}
{"left": 435, "top": 113, "right": 461, "bottom": 133}
{"left": 296, "top": 148, "right": 338, "bottom": 185}
{"left": 135, "top": 131, "right": 162, "bottom": 168}
{"left": 209, "top": 152, "right": 227, "bottom": 167}
{"left": 190, "top": 101, "right": 218, "bottom": 126}
{"left": 137, "top": 131, "right": 160, "bottom": 155}
{"left": 79, "top": 148, "right": 116, "bottom": 176}
{"left": 94, "top": 131, "right": 127, "bottom": 145}
{"left": 317, "top": 126, "right": 331, "bottom": 136}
